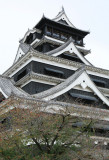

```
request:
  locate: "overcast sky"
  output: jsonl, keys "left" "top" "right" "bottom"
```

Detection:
{"left": 0, "top": 0, "right": 109, "bottom": 74}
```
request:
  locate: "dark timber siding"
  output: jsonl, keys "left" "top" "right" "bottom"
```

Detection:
{"left": 13, "top": 61, "right": 75, "bottom": 82}
{"left": 22, "top": 81, "right": 53, "bottom": 95}
{"left": 13, "top": 62, "right": 32, "bottom": 82}
{"left": 13, "top": 61, "right": 109, "bottom": 89}
{"left": 32, "top": 61, "right": 74, "bottom": 78}
{"left": 56, "top": 89, "right": 108, "bottom": 109}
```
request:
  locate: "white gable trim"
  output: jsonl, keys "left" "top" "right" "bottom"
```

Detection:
{"left": 43, "top": 36, "right": 90, "bottom": 56}
{"left": 53, "top": 8, "right": 75, "bottom": 28}
{"left": 14, "top": 47, "right": 26, "bottom": 63}
{"left": 42, "top": 71, "right": 109, "bottom": 107}
{"left": 46, "top": 41, "right": 92, "bottom": 66}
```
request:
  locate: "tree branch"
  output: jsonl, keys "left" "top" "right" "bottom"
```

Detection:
{"left": 43, "top": 134, "right": 50, "bottom": 150}
{"left": 51, "top": 115, "right": 67, "bottom": 147}
{"left": 31, "top": 137, "right": 43, "bottom": 151}
{"left": 29, "top": 131, "right": 43, "bottom": 152}
{"left": 62, "top": 120, "right": 93, "bottom": 147}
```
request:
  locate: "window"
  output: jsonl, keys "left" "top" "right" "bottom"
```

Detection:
{"left": 69, "top": 92, "right": 98, "bottom": 101}
{"left": 61, "top": 33, "right": 68, "bottom": 41}
{"left": 69, "top": 89, "right": 98, "bottom": 105}
{"left": 44, "top": 67, "right": 64, "bottom": 78}
{"left": 53, "top": 29, "right": 60, "bottom": 38}
{"left": 59, "top": 53, "right": 83, "bottom": 63}
{"left": 93, "top": 80, "right": 106, "bottom": 88}
{"left": 47, "top": 27, "right": 52, "bottom": 36}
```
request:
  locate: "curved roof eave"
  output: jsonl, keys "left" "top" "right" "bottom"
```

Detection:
{"left": 23, "top": 28, "right": 41, "bottom": 43}
{"left": 45, "top": 37, "right": 92, "bottom": 66}
{"left": 31, "top": 35, "right": 90, "bottom": 55}
{"left": 34, "top": 66, "right": 85, "bottom": 99}
{"left": 34, "top": 15, "right": 89, "bottom": 36}
{"left": 23, "top": 28, "right": 37, "bottom": 43}
{"left": 34, "top": 66, "right": 109, "bottom": 107}
{"left": 0, "top": 75, "right": 30, "bottom": 99}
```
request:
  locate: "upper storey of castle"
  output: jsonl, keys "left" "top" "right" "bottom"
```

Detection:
{"left": 33, "top": 6, "right": 89, "bottom": 45}
{"left": 13, "top": 7, "right": 90, "bottom": 64}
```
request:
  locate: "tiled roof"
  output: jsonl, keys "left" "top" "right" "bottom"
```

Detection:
{"left": 0, "top": 75, "right": 30, "bottom": 98}
{"left": 34, "top": 66, "right": 85, "bottom": 99}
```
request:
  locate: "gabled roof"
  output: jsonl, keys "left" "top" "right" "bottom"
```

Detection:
{"left": 22, "top": 28, "right": 41, "bottom": 43}
{"left": 14, "top": 36, "right": 91, "bottom": 64}
{"left": 14, "top": 43, "right": 33, "bottom": 63}
{"left": 34, "top": 66, "right": 109, "bottom": 106}
{"left": 34, "top": 16, "right": 89, "bottom": 37}
{"left": 19, "top": 28, "right": 41, "bottom": 45}
{"left": 3, "top": 45, "right": 109, "bottom": 79}
{"left": 52, "top": 7, "right": 76, "bottom": 28}
{"left": 31, "top": 35, "right": 90, "bottom": 56}
{"left": 0, "top": 75, "right": 30, "bottom": 99}
{"left": 52, "top": 7, "right": 89, "bottom": 34}
{"left": 45, "top": 37, "right": 92, "bottom": 66}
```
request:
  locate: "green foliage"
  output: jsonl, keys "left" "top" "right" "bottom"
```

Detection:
{"left": 0, "top": 143, "right": 82, "bottom": 160}
{"left": 0, "top": 107, "right": 95, "bottom": 160}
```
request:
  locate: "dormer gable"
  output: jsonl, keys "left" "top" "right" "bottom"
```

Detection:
{"left": 53, "top": 7, "right": 76, "bottom": 28}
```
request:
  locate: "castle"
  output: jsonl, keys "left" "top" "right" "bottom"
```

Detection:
{"left": 0, "top": 7, "right": 109, "bottom": 147}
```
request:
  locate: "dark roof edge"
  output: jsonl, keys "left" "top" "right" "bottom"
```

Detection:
{"left": 34, "top": 16, "right": 90, "bottom": 35}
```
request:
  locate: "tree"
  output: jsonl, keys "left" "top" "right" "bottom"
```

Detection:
{"left": 0, "top": 103, "right": 99, "bottom": 160}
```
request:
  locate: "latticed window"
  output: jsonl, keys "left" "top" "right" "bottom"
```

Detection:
{"left": 92, "top": 79, "right": 106, "bottom": 88}
{"left": 47, "top": 27, "right": 52, "bottom": 36}
{"left": 61, "top": 33, "right": 68, "bottom": 41}
{"left": 44, "top": 67, "right": 64, "bottom": 78}
{"left": 53, "top": 29, "right": 60, "bottom": 38}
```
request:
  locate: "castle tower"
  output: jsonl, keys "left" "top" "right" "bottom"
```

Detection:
{"left": 1, "top": 7, "right": 109, "bottom": 147}
{"left": 2, "top": 7, "right": 109, "bottom": 108}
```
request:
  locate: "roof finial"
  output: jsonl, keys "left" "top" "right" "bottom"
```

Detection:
{"left": 61, "top": 6, "right": 65, "bottom": 12}
{"left": 43, "top": 13, "right": 45, "bottom": 18}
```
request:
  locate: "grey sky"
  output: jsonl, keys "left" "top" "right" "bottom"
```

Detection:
{"left": 0, "top": 0, "right": 109, "bottom": 74}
